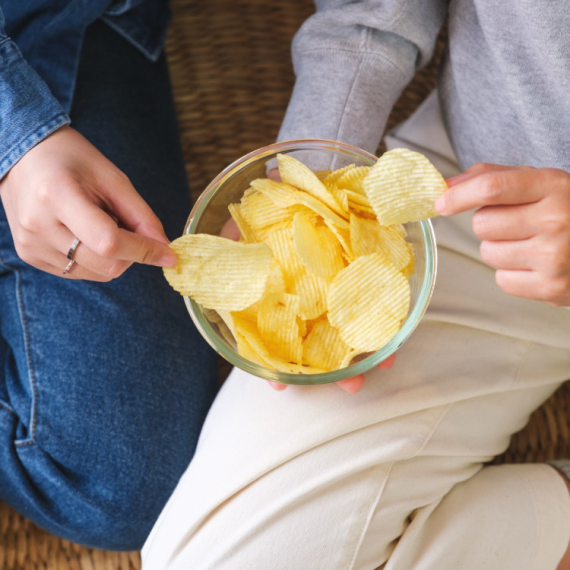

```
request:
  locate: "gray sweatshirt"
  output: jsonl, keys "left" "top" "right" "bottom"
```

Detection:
{"left": 278, "top": 0, "right": 570, "bottom": 172}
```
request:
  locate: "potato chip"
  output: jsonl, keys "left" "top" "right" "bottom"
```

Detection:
{"left": 257, "top": 293, "right": 303, "bottom": 364}
{"left": 253, "top": 176, "right": 349, "bottom": 229}
{"left": 328, "top": 184, "right": 350, "bottom": 214}
{"left": 327, "top": 253, "right": 411, "bottom": 352}
{"left": 401, "top": 243, "right": 416, "bottom": 280}
{"left": 265, "top": 227, "right": 305, "bottom": 286}
{"left": 344, "top": 189, "right": 371, "bottom": 208}
{"left": 164, "top": 234, "right": 272, "bottom": 311}
{"left": 362, "top": 148, "right": 447, "bottom": 225}
{"left": 335, "top": 166, "right": 370, "bottom": 194}
{"left": 303, "top": 319, "right": 352, "bottom": 370}
{"left": 323, "top": 164, "right": 355, "bottom": 185}
{"left": 240, "top": 191, "right": 293, "bottom": 230}
{"left": 323, "top": 219, "right": 354, "bottom": 261}
{"left": 293, "top": 212, "right": 345, "bottom": 278}
{"left": 350, "top": 215, "right": 411, "bottom": 271}
{"left": 290, "top": 269, "right": 329, "bottom": 320}
{"left": 250, "top": 178, "right": 300, "bottom": 208}
{"left": 277, "top": 154, "right": 347, "bottom": 218}
{"left": 315, "top": 169, "right": 332, "bottom": 181}
{"left": 228, "top": 203, "right": 257, "bottom": 243}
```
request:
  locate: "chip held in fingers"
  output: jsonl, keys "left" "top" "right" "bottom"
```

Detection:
{"left": 362, "top": 147, "right": 448, "bottom": 225}
{"left": 163, "top": 234, "right": 272, "bottom": 311}
{"left": 164, "top": 148, "right": 442, "bottom": 376}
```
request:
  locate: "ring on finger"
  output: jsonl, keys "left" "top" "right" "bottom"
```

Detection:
{"left": 63, "top": 259, "right": 76, "bottom": 275}
{"left": 67, "top": 237, "right": 81, "bottom": 260}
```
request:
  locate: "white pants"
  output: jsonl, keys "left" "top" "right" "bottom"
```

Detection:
{"left": 142, "top": 92, "right": 570, "bottom": 570}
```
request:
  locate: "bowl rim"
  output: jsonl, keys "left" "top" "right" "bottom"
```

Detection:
{"left": 182, "top": 139, "right": 437, "bottom": 385}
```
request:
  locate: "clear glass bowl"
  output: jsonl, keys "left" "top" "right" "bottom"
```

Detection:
{"left": 183, "top": 139, "right": 437, "bottom": 385}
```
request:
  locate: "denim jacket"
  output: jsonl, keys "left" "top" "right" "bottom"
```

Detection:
{"left": 0, "top": 0, "right": 170, "bottom": 180}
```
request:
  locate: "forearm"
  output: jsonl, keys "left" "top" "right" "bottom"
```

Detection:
{"left": 0, "top": 7, "right": 69, "bottom": 180}
{"left": 278, "top": 0, "right": 448, "bottom": 154}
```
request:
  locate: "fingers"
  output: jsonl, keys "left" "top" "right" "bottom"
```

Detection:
{"left": 267, "top": 381, "right": 288, "bottom": 391}
{"left": 336, "top": 374, "right": 365, "bottom": 393}
{"left": 376, "top": 353, "right": 397, "bottom": 369}
{"left": 444, "top": 163, "right": 527, "bottom": 188}
{"left": 495, "top": 269, "right": 570, "bottom": 306}
{"left": 479, "top": 239, "right": 534, "bottom": 271}
{"left": 57, "top": 184, "right": 176, "bottom": 267}
{"left": 267, "top": 168, "right": 281, "bottom": 182}
{"left": 472, "top": 204, "right": 537, "bottom": 241}
{"left": 53, "top": 225, "right": 132, "bottom": 278}
{"left": 436, "top": 165, "right": 544, "bottom": 216}
{"left": 99, "top": 169, "right": 170, "bottom": 244}
{"left": 220, "top": 218, "right": 241, "bottom": 241}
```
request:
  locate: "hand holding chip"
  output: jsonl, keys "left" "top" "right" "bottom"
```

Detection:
{"left": 435, "top": 163, "right": 570, "bottom": 306}
{"left": 0, "top": 126, "right": 176, "bottom": 280}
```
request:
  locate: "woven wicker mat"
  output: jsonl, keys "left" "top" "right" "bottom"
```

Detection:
{"left": 1, "top": 0, "right": 569, "bottom": 567}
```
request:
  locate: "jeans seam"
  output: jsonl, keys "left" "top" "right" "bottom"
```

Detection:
{"left": 0, "top": 399, "right": 16, "bottom": 417}
{"left": 0, "top": 250, "right": 38, "bottom": 443}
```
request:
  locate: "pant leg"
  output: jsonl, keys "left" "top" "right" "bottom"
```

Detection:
{"left": 383, "top": 463, "right": 570, "bottom": 570}
{"left": 0, "top": 20, "right": 218, "bottom": 550}
{"left": 141, "top": 262, "right": 570, "bottom": 569}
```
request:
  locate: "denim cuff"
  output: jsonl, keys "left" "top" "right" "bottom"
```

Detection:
{"left": 0, "top": 39, "right": 70, "bottom": 180}
{"left": 548, "top": 459, "right": 570, "bottom": 483}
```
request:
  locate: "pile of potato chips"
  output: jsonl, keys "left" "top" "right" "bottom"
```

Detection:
{"left": 164, "top": 148, "right": 447, "bottom": 374}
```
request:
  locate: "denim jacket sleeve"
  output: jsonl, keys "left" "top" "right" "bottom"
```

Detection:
{"left": 0, "top": 7, "right": 70, "bottom": 181}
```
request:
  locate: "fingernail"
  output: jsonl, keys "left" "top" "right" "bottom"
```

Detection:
{"left": 158, "top": 253, "right": 178, "bottom": 267}
{"left": 434, "top": 196, "right": 446, "bottom": 214}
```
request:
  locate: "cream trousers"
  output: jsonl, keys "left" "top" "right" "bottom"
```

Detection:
{"left": 142, "top": 92, "right": 570, "bottom": 570}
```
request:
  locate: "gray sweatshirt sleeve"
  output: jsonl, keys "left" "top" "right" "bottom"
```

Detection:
{"left": 278, "top": 0, "right": 448, "bottom": 155}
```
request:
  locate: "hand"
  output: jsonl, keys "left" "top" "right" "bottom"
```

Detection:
{"left": 0, "top": 126, "right": 177, "bottom": 281}
{"left": 435, "top": 163, "right": 570, "bottom": 306}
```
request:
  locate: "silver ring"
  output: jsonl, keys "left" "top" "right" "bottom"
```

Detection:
{"left": 62, "top": 259, "right": 76, "bottom": 275}
{"left": 67, "top": 237, "right": 80, "bottom": 260}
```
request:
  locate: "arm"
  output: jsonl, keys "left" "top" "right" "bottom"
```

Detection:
{"left": 0, "top": 7, "right": 69, "bottom": 179}
{"left": 0, "top": 7, "right": 176, "bottom": 280}
{"left": 278, "top": 0, "right": 448, "bottom": 154}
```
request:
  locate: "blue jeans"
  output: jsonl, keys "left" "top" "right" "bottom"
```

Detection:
{"left": 0, "top": 21, "right": 219, "bottom": 551}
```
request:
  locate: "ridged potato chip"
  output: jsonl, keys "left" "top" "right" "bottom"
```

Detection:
{"left": 228, "top": 203, "right": 257, "bottom": 243}
{"left": 265, "top": 227, "right": 305, "bottom": 285}
{"left": 277, "top": 153, "right": 347, "bottom": 218}
{"left": 323, "top": 164, "right": 355, "bottom": 185}
{"left": 290, "top": 269, "right": 329, "bottom": 320}
{"left": 350, "top": 215, "right": 411, "bottom": 271}
{"left": 240, "top": 191, "right": 293, "bottom": 230}
{"left": 335, "top": 166, "right": 370, "bottom": 194}
{"left": 257, "top": 293, "right": 303, "bottom": 364}
{"left": 362, "top": 148, "right": 447, "bottom": 225}
{"left": 164, "top": 234, "right": 272, "bottom": 311}
{"left": 293, "top": 212, "right": 345, "bottom": 278}
{"left": 253, "top": 176, "right": 349, "bottom": 229}
{"left": 303, "top": 319, "right": 352, "bottom": 370}
{"left": 327, "top": 253, "right": 411, "bottom": 352}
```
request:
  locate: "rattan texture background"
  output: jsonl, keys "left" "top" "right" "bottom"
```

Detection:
{"left": 1, "top": 0, "right": 569, "bottom": 567}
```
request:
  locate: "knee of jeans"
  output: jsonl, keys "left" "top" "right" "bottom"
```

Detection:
{"left": 37, "top": 446, "right": 190, "bottom": 552}
{"left": 61, "top": 471, "right": 178, "bottom": 551}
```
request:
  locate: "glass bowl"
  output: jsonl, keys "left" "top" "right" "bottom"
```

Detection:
{"left": 183, "top": 139, "right": 437, "bottom": 385}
